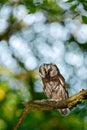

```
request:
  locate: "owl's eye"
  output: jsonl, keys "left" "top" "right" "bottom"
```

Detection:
{"left": 50, "top": 66, "right": 58, "bottom": 77}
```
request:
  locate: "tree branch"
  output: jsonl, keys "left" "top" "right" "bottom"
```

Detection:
{"left": 13, "top": 89, "right": 87, "bottom": 130}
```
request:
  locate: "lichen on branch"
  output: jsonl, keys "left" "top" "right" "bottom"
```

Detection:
{"left": 13, "top": 89, "right": 87, "bottom": 130}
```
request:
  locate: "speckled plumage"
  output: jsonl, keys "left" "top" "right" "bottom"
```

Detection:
{"left": 39, "top": 63, "right": 69, "bottom": 115}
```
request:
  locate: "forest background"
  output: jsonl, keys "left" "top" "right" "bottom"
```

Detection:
{"left": 0, "top": 0, "right": 87, "bottom": 130}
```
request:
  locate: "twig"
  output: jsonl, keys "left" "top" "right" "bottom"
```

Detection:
{"left": 13, "top": 89, "right": 87, "bottom": 130}
{"left": 13, "top": 106, "right": 30, "bottom": 130}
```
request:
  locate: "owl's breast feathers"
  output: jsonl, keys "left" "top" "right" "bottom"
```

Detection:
{"left": 42, "top": 75, "right": 58, "bottom": 83}
{"left": 42, "top": 74, "right": 69, "bottom": 98}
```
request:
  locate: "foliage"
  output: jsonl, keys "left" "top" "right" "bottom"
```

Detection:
{"left": 0, "top": 0, "right": 87, "bottom": 130}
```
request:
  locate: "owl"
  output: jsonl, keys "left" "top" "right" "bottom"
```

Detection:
{"left": 39, "top": 63, "right": 69, "bottom": 115}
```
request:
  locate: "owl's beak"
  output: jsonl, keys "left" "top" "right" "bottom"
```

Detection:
{"left": 45, "top": 69, "right": 50, "bottom": 76}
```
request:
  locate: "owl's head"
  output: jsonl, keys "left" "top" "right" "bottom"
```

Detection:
{"left": 39, "top": 63, "right": 59, "bottom": 78}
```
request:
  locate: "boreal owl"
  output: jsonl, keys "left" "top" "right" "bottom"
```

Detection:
{"left": 39, "top": 63, "right": 69, "bottom": 115}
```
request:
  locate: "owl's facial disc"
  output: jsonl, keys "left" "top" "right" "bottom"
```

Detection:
{"left": 50, "top": 64, "right": 58, "bottom": 77}
{"left": 39, "top": 64, "right": 59, "bottom": 78}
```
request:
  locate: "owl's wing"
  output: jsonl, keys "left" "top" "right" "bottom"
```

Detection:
{"left": 58, "top": 74, "right": 69, "bottom": 98}
{"left": 42, "top": 81, "right": 52, "bottom": 98}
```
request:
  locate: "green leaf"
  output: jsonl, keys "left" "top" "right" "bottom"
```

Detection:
{"left": 70, "top": 4, "right": 78, "bottom": 11}
{"left": 0, "top": 0, "right": 8, "bottom": 5}
{"left": 82, "top": 15, "right": 87, "bottom": 24}
{"left": 83, "top": 1, "right": 87, "bottom": 11}
{"left": 65, "top": 0, "right": 74, "bottom": 3}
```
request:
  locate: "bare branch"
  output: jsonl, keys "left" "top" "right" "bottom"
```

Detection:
{"left": 13, "top": 89, "right": 87, "bottom": 130}
{"left": 13, "top": 106, "right": 30, "bottom": 130}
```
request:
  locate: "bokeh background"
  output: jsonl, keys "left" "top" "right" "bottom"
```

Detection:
{"left": 0, "top": 0, "right": 87, "bottom": 130}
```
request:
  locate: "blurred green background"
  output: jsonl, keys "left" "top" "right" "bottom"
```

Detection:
{"left": 0, "top": 0, "right": 87, "bottom": 130}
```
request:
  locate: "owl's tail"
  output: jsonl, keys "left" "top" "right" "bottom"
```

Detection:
{"left": 60, "top": 109, "right": 67, "bottom": 115}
